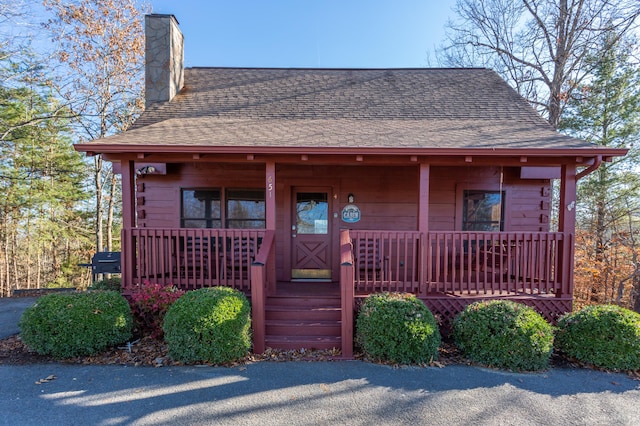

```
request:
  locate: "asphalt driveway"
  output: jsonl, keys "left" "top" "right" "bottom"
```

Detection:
{"left": 1, "top": 361, "right": 639, "bottom": 425}
{"left": 1, "top": 296, "right": 639, "bottom": 425}
{"left": 0, "top": 297, "right": 38, "bottom": 339}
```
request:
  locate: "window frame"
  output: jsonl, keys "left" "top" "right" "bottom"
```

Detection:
{"left": 455, "top": 184, "right": 508, "bottom": 231}
{"left": 180, "top": 187, "right": 266, "bottom": 229}
{"left": 225, "top": 188, "right": 266, "bottom": 229}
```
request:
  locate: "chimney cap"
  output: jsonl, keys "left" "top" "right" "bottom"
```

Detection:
{"left": 146, "top": 13, "right": 180, "bottom": 25}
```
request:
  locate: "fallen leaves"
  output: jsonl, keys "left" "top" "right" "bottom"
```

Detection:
{"left": 35, "top": 375, "right": 57, "bottom": 385}
{"left": 1, "top": 333, "right": 638, "bottom": 380}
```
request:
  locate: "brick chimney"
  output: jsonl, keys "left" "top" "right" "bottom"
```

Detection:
{"left": 145, "top": 14, "right": 184, "bottom": 108}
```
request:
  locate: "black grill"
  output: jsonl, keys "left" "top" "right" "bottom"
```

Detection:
{"left": 91, "top": 252, "right": 121, "bottom": 274}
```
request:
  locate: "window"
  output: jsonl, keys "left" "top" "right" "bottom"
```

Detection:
{"left": 181, "top": 189, "right": 221, "bottom": 228}
{"left": 226, "top": 189, "right": 266, "bottom": 229}
{"left": 181, "top": 188, "right": 266, "bottom": 229}
{"left": 296, "top": 192, "right": 328, "bottom": 234}
{"left": 462, "top": 190, "right": 504, "bottom": 231}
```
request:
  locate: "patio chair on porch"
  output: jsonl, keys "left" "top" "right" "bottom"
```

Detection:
{"left": 355, "top": 238, "right": 389, "bottom": 284}
{"left": 225, "top": 237, "right": 256, "bottom": 280}
{"left": 475, "top": 240, "right": 510, "bottom": 279}
{"left": 177, "top": 236, "right": 224, "bottom": 280}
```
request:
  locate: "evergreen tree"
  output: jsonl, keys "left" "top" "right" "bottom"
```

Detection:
{"left": 0, "top": 69, "right": 90, "bottom": 295}
{"left": 560, "top": 32, "right": 640, "bottom": 309}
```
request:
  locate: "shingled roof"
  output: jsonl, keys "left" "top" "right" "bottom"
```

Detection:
{"left": 76, "top": 67, "right": 614, "bottom": 154}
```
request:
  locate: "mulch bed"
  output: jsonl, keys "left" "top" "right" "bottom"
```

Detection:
{"left": 2, "top": 333, "right": 639, "bottom": 379}
{"left": 0, "top": 332, "right": 471, "bottom": 368}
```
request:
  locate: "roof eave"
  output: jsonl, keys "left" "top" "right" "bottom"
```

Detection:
{"left": 73, "top": 143, "right": 629, "bottom": 158}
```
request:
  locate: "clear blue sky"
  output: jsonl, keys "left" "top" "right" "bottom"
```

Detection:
{"left": 149, "top": 1, "right": 456, "bottom": 68}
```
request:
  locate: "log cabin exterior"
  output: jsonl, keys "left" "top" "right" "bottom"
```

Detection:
{"left": 75, "top": 15, "right": 627, "bottom": 357}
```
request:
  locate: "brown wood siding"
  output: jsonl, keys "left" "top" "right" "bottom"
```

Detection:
{"left": 138, "top": 163, "right": 549, "bottom": 232}
{"left": 429, "top": 166, "right": 550, "bottom": 232}
{"left": 137, "top": 163, "right": 265, "bottom": 228}
{"left": 277, "top": 164, "right": 418, "bottom": 231}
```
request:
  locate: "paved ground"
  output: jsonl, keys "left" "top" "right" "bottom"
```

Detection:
{"left": 0, "top": 297, "right": 38, "bottom": 339}
{"left": 1, "top": 297, "right": 639, "bottom": 425}
{"left": 1, "top": 362, "right": 639, "bottom": 425}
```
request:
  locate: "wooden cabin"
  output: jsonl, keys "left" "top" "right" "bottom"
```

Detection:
{"left": 75, "top": 14, "right": 627, "bottom": 357}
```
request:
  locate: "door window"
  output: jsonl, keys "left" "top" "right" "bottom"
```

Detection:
{"left": 296, "top": 192, "right": 328, "bottom": 234}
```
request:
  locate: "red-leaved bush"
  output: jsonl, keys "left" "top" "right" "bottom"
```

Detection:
{"left": 128, "top": 281, "right": 185, "bottom": 339}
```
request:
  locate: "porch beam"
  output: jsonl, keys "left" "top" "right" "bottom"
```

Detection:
{"left": 101, "top": 152, "right": 599, "bottom": 168}
{"left": 418, "top": 163, "right": 430, "bottom": 233}
{"left": 265, "top": 161, "right": 276, "bottom": 230}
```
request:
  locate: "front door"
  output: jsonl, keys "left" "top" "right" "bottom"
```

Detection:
{"left": 291, "top": 188, "right": 332, "bottom": 280}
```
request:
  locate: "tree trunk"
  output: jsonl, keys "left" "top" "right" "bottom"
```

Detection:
{"left": 95, "top": 154, "right": 104, "bottom": 252}
{"left": 107, "top": 171, "right": 117, "bottom": 252}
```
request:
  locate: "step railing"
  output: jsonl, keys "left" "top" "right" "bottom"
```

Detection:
{"left": 340, "top": 229, "right": 355, "bottom": 359}
{"left": 251, "top": 230, "right": 276, "bottom": 354}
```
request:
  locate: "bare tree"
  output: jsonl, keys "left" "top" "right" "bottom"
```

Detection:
{"left": 439, "top": 0, "right": 640, "bottom": 128}
{"left": 43, "top": 0, "right": 146, "bottom": 253}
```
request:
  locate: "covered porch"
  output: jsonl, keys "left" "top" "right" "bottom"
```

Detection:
{"left": 112, "top": 154, "right": 584, "bottom": 358}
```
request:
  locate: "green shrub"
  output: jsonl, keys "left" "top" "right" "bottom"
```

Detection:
{"left": 452, "top": 300, "right": 554, "bottom": 371}
{"left": 163, "top": 287, "right": 251, "bottom": 364}
{"left": 128, "top": 281, "right": 184, "bottom": 339}
{"left": 91, "top": 277, "right": 122, "bottom": 292}
{"left": 19, "top": 291, "right": 133, "bottom": 358}
{"left": 356, "top": 292, "right": 441, "bottom": 364}
{"left": 555, "top": 304, "right": 640, "bottom": 371}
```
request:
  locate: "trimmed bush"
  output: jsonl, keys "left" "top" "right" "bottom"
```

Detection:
{"left": 163, "top": 287, "right": 251, "bottom": 364}
{"left": 91, "top": 277, "right": 122, "bottom": 292}
{"left": 19, "top": 291, "right": 133, "bottom": 358}
{"left": 452, "top": 300, "right": 554, "bottom": 371}
{"left": 128, "top": 281, "right": 184, "bottom": 339}
{"left": 555, "top": 304, "right": 640, "bottom": 371}
{"left": 356, "top": 292, "right": 441, "bottom": 364}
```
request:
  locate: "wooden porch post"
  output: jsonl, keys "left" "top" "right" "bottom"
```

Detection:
{"left": 265, "top": 160, "right": 276, "bottom": 291}
{"left": 418, "top": 163, "right": 430, "bottom": 233}
{"left": 418, "top": 163, "right": 430, "bottom": 295}
{"left": 121, "top": 160, "right": 136, "bottom": 289}
{"left": 265, "top": 161, "right": 276, "bottom": 230}
{"left": 558, "top": 163, "right": 576, "bottom": 298}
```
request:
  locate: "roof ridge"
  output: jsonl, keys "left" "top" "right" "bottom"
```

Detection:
{"left": 187, "top": 66, "right": 490, "bottom": 72}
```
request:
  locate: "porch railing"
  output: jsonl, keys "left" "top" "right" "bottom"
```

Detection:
{"left": 122, "top": 228, "right": 265, "bottom": 292}
{"left": 123, "top": 228, "right": 570, "bottom": 298}
{"left": 350, "top": 230, "right": 570, "bottom": 296}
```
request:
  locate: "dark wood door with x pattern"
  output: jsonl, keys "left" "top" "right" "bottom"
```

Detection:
{"left": 291, "top": 188, "right": 332, "bottom": 280}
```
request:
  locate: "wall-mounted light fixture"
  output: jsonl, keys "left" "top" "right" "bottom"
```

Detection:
{"left": 136, "top": 165, "right": 156, "bottom": 176}
{"left": 348, "top": 193, "right": 355, "bottom": 203}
